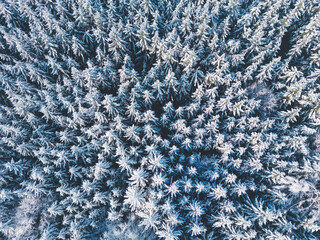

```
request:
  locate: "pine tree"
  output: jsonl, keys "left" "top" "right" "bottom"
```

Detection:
{"left": 1, "top": 0, "right": 320, "bottom": 239}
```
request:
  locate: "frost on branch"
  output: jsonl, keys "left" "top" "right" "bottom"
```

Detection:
{"left": 0, "top": 0, "right": 320, "bottom": 239}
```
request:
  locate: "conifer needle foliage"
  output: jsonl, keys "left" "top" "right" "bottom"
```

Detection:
{"left": 0, "top": 0, "right": 320, "bottom": 239}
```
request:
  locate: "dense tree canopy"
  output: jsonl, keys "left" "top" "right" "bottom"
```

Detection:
{"left": 0, "top": 0, "right": 319, "bottom": 239}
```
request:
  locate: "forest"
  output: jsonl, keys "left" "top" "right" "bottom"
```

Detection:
{"left": 0, "top": 0, "right": 320, "bottom": 239}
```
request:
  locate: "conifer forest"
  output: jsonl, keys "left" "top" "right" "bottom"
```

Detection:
{"left": 1, "top": 0, "right": 320, "bottom": 239}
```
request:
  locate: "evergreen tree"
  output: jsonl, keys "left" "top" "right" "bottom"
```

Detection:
{"left": 0, "top": 0, "right": 319, "bottom": 239}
